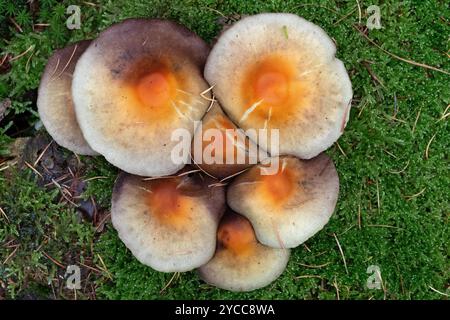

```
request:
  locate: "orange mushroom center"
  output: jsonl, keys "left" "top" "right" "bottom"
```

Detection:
{"left": 260, "top": 164, "right": 296, "bottom": 206}
{"left": 218, "top": 216, "right": 256, "bottom": 257}
{"left": 242, "top": 55, "right": 294, "bottom": 107}
{"left": 146, "top": 179, "right": 190, "bottom": 228}
{"left": 255, "top": 71, "right": 288, "bottom": 105}
{"left": 240, "top": 54, "right": 308, "bottom": 125}
{"left": 136, "top": 72, "right": 171, "bottom": 108}
{"left": 121, "top": 59, "right": 188, "bottom": 121}
{"left": 135, "top": 67, "right": 178, "bottom": 109}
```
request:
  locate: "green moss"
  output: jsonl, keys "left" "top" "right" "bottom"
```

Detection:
{"left": 0, "top": 170, "right": 97, "bottom": 298}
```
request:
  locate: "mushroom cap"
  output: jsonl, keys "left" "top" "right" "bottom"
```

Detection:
{"left": 37, "top": 40, "right": 98, "bottom": 155}
{"left": 227, "top": 154, "right": 339, "bottom": 248}
{"left": 198, "top": 211, "right": 290, "bottom": 292}
{"left": 72, "top": 19, "right": 211, "bottom": 176}
{"left": 111, "top": 169, "right": 226, "bottom": 272}
{"left": 191, "top": 103, "right": 268, "bottom": 179}
{"left": 204, "top": 13, "right": 353, "bottom": 159}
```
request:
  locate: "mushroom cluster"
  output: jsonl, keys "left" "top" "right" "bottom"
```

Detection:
{"left": 37, "top": 13, "right": 352, "bottom": 292}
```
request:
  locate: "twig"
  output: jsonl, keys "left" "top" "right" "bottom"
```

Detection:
{"left": 177, "top": 169, "right": 201, "bottom": 177}
{"left": 160, "top": 272, "right": 180, "bottom": 294}
{"left": 424, "top": 133, "right": 437, "bottom": 159}
{"left": 9, "top": 17, "right": 23, "bottom": 33}
{"left": 189, "top": 153, "right": 218, "bottom": 179}
{"left": 294, "top": 275, "right": 323, "bottom": 280}
{"left": 357, "top": 204, "right": 361, "bottom": 229}
{"left": 25, "top": 161, "right": 43, "bottom": 179}
{"left": 389, "top": 160, "right": 410, "bottom": 174}
{"left": 0, "top": 206, "right": 9, "bottom": 223}
{"left": 34, "top": 141, "right": 52, "bottom": 166}
{"left": 333, "top": 276, "right": 340, "bottom": 300}
{"left": 376, "top": 180, "right": 381, "bottom": 214}
{"left": 429, "top": 286, "right": 449, "bottom": 297}
{"left": 438, "top": 104, "right": 450, "bottom": 122}
{"left": 54, "top": 44, "right": 78, "bottom": 79}
{"left": 3, "top": 245, "right": 19, "bottom": 264}
{"left": 199, "top": 85, "right": 216, "bottom": 102}
{"left": 366, "top": 224, "right": 404, "bottom": 230}
{"left": 353, "top": 25, "right": 450, "bottom": 75}
{"left": 97, "top": 254, "right": 113, "bottom": 280}
{"left": 333, "top": 233, "right": 348, "bottom": 274}
{"left": 42, "top": 251, "right": 65, "bottom": 268}
{"left": 298, "top": 262, "right": 331, "bottom": 268}
{"left": 10, "top": 45, "right": 34, "bottom": 62}
{"left": 333, "top": 7, "right": 357, "bottom": 26}
{"left": 412, "top": 107, "right": 421, "bottom": 134}
{"left": 83, "top": 176, "right": 108, "bottom": 182}
{"left": 355, "top": 0, "right": 362, "bottom": 25}
{"left": 335, "top": 142, "right": 347, "bottom": 157}
{"left": 220, "top": 167, "right": 250, "bottom": 183}
{"left": 404, "top": 188, "right": 426, "bottom": 200}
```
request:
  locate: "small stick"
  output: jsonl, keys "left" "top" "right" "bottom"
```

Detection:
{"left": 160, "top": 272, "right": 180, "bottom": 294}
{"left": 404, "top": 188, "right": 426, "bottom": 200}
{"left": 429, "top": 286, "right": 449, "bottom": 297}
{"left": 0, "top": 206, "right": 9, "bottom": 223}
{"left": 10, "top": 45, "right": 34, "bottom": 62}
{"left": 333, "top": 233, "right": 348, "bottom": 274}
{"left": 9, "top": 17, "right": 23, "bottom": 33}
{"left": 298, "top": 262, "right": 331, "bottom": 268}
{"left": 424, "top": 133, "right": 437, "bottom": 159}
{"left": 3, "top": 246, "right": 19, "bottom": 264}
{"left": 34, "top": 140, "right": 52, "bottom": 166}
{"left": 24, "top": 161, "right": 44, "bottom": 179}
{"left": 42, "top": 251, "right": 65, "bottom": 268}
{"left": 412, "top": 108, "right": 421, "bottom": 134}
{"left": 353, "top": 25, "right": 450, "bottom": 75}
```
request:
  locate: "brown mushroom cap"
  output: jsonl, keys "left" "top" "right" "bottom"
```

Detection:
{"left": 205, "top": 13, "right": 352, "bottom": 159}
{"left": 191, "top": 103, "right": 268, "bottom": 179}
{"left": 111, "top": 168, "right": 226, "bottom": 272}
{"left": 198, "top": 211, "right": 289, "bottom": 292}
{"left": 37, "top": 40, "right": 97, "bottom": 155}
{"left": 227, "top": 154, "right": 339, "bottom": 248}
{"left": 72, "top": 19, "right": 211, "bottom": 176}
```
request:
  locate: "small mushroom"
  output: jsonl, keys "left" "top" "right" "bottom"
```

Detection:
{"left": 72, "top": 19, "right": 211, "bottom": 176}
{"left": 227, "top": 154, "right": 339, "bottom": 248}
{"left": 205, "top": 13, "right": 353, "bottom": 159}
{"left": 111, "top": 169, "right": 225, "bottom": 272}
{"left": 37, "top": 40, "right": 97, "bottom": 155}
{"left": 198, "top": 211, "right": 289, "bottom": 292}
{"left": 191, "top": 103, "right": 267, "bottom": 179}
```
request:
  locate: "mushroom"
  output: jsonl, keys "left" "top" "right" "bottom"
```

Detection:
{"left": 198, "top": 210, "right": 289, "bottom": 292}
{"left": 72, "top": 19, "right": 211, "bottom": 176}
{"left": 111, "top": 168, "right": 226, "bottom": 272}
{"left": 227, "top": 154, "right": 339, "bottom": 248}
{"left": 204, "top": 13, "right": 353, "bottom": 159}
{"left": 37, "top": 40, "right": 98, "bottom": 155}
{"left": 191, "top": 103, "right": 267, "bottom": 179}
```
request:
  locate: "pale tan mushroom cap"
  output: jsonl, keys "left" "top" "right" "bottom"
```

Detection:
{"left": 191, "top": 103, "right": 268, "bottom": 179}
{"left": 72, "top": 19, "right": 211, "bottom": 176}
{"left": 205, "top": 13, "right": 353, "bottom": 159}
{"left": 111, "top": 170, "right": 226, "bottom": 272}
{"left": 37, "top": 40, "right": 98, "bottom": 155}
{"left": 227, "top": 154, "right": 339, "bottom": 248}
{"left": 198, "top": 212, "right": 290, "bottom": 292}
